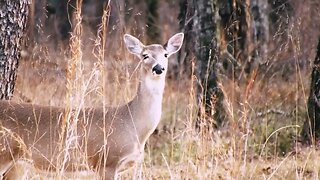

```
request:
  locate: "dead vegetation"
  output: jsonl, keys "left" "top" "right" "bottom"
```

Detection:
{"left": 2, "top": 0, "right": 320, "bottom": 179}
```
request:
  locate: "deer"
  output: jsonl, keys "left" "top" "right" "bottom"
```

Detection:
{"left": 0, "top": 32, "right": 184, "bottom": 179}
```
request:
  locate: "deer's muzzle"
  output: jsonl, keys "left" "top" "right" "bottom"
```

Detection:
{"left": 152, "top": 64, "right": 165, "bottom": 75}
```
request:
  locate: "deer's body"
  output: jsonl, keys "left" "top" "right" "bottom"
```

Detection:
{"left": 0, "top": 33, "right": 184, "bottom": 179}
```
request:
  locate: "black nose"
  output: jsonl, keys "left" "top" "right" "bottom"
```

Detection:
{"left": 152, "top": 64, "right": 165, "bottom": 75}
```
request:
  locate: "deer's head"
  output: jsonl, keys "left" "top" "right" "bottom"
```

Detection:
{"left": 124, "top": 33, "right": 184, "bottom": 79}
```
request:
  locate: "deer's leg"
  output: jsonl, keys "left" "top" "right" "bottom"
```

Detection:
{"left": 0, "top": 147, "right": 23, "bottom": 179}
{"left": 0, "top": 161, "right": 12, "bottom": 180}
{"left": 100, "top": 167, "right": 117, "bottom": 180}
{"left": 134, "top": 163, "right": 143, "bottom": 180}
{"left": 128, "top": 161, "right": 143, "bottom": 180}
{"left": 3, "top": 161, "right": 29, "bottom": 180}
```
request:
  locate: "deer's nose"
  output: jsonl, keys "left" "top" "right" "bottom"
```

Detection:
{"left": 152, "top": 64, "right": 165, "bottom": 75}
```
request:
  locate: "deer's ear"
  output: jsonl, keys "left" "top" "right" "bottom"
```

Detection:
{"left": 165, "top": 33, "right": 184, "bottom": 56}
{"left": 124, "top": 34, "right": 144, "bottom": 55}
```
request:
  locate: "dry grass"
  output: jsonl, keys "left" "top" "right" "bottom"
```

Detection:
{"left": 14, "top": 45, "right": 319, "bottom": 179}
{"left": 7, "top": 0, "right": 320, "bottom": 179}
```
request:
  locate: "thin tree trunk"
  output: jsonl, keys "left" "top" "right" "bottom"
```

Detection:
{"left": 232, "top": 0, "right": 248, "bottom": 64}
{"left": 193, "top": 0, "right": 227, "bottom": 130}
{"left": 218, "top": 0, "right": 249, "bottom": 79}
{"left": 146, "top": 0, "right": 159, "bottom": 43}
{"left": 243, "top": 0, "right": 269, "bottom": 102}
{"left": 301, "top": 37, "right": 320, "bottom": 144}
{"left": 173, "top": 0, "right": 194, "bottom": 78}
{"left": 0, "top": 0, "right": 29, "bottom": 100}
{"left": 29, "top": 0, "right": 46, "bottom": 44}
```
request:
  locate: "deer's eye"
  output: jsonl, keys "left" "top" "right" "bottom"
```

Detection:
{"left": 142, "top": 54, "right": 149, "bottom": 60}
{"left": 164, "top": 53, "right": 168, "bottom": 58}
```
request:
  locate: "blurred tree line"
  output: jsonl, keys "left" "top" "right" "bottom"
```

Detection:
{"left": 0, "top": 0, "right": 320, "bottom": 144}
{"left": 177, "top": 0, "right": 320, "bottom": 144}
{"left": 179, "top": 0, "right": 294, "bottom": 132}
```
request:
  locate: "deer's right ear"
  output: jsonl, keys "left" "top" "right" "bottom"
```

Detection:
{"left": 124, "top": 34, "right": 144, "bottom": 55}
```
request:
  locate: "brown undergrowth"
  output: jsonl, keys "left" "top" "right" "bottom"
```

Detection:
{"left": 10, "top": 1, "right": 320, "bottom": 179}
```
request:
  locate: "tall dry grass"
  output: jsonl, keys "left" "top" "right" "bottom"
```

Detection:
{"left": 11, "top": 0, "right": 320, "bottom": 179}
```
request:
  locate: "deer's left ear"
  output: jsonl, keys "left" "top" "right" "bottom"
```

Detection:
{"left": 165, "top": 33, "right": 184, "bottom": 56}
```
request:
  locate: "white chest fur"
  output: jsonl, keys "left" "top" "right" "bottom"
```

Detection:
{"left": 142, "top": 76, "right": 164, "bottom": 128}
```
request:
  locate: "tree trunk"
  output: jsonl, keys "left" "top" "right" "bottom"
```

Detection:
{"left": 251, "top": 0, "right": 269, "bottom": 64}
{"left": 172, "top": 0, "right": 194, "bottom": 78}
{"left": 232, "top": 0, "right": 248, "bottom": 65}
{"left": 146, "top": 0, "right": 160, "bottom": 44}
{"left": 242, "top": 0, "right": 269, "bottom": 101}
{"left": 244, "top": 0, "right": 269, "bottom": 76}
{"left": 193, "top": 0, "right": 227, "bottom": 130}
{"left": 28, "top": 0, "right": 46, "bottom": 44}
{"left": 0, "top": 0, "right": 29, "bottom": 100}
{"left": 301, "top": 37, "right": 320, "bottom": 144}
{"left": 218, "top": 0, "right": 250, "bottom": 79}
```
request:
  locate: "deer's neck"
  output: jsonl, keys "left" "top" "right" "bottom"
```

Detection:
{"left": 130, "top": 74, "right": 165, "bottom": 144}
{"left": 139, "top": 75, "right": 165, "bottom": 96}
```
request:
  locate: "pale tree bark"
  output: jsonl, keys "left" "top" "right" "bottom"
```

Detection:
{"left": 193, "top": 0, "right": 228, "bottom": 130}
{"left": 247, "top": 0, "right": 269, "bottom": 73}
{"left": 0, "top": 0, "right": 29, "bottom": 100}
{"left": 301, "top": 37, "right": 320, "bottom": 144}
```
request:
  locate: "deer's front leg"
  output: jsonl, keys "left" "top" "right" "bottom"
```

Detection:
{"left": 100, "top": 167, "right": 117, "bottom": 180}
